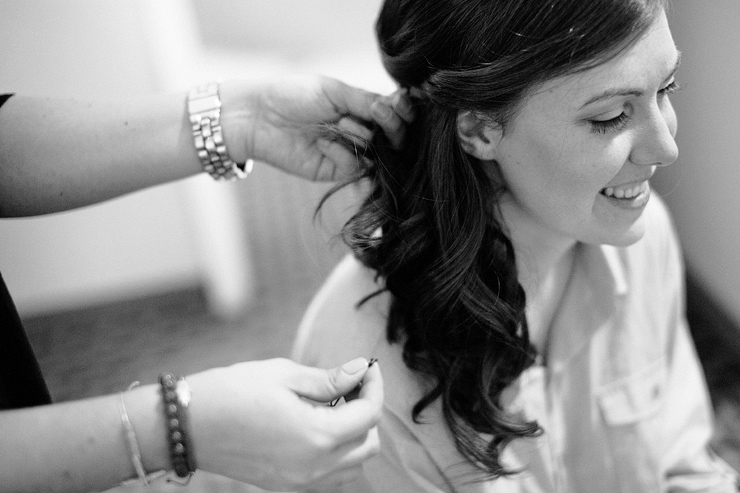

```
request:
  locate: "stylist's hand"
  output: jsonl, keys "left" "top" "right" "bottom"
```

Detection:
{"left": 187, "top": 357, "right": 383, "bottom": 491}
{"left": 219, "top": 76, "right": 414, "bottom": 181}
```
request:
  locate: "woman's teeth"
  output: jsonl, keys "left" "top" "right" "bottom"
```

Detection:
{"left": 601, "top": 181, "right": 648, "bottom": 199}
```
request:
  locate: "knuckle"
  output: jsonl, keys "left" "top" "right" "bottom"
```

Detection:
{"left": 368, "top": 434, "right": 381, "bottom": 456}
{"left": 271, "top": 357, "right": 294, "bottom": 376}
{"left": 326, "top": 368, "right": 343, "bottom": 394}
{"left": 362, "top": 426, "right": 381, "bottom": 455}
{"left": 308, "top": 422, "right": 338, "bottom": 452}
{"left": 383, "top": 114, "right": 403, "bottom": 132}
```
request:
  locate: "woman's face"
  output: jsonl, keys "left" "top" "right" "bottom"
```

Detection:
{"left": 490, "top": 11, "right": 679, "bottom": 248}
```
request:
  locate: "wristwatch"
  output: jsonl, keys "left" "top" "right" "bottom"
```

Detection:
{"left": 188, "top": 82, "right": 252, "bottom": 180}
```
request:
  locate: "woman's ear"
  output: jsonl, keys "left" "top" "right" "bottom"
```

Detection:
{"left": 456, "top": 110, "right": 502, "bottom": 160}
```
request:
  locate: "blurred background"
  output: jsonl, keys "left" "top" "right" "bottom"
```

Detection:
{"left": 0, "top": 1, "right": 738, "bottom": 491}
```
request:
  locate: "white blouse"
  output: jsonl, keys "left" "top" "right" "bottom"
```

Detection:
{"left": 293, "top": 196, "right": 737, "bottom": 493}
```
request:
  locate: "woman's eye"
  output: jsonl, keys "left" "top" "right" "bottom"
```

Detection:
{"left": 658, "top": 80, "right": 681, "bottom": 97}
{"left": 589, "top": 113, "right": 629, "bottom": 134}
{"left": 587, "top": 80, "right": 680, "bottom": 135}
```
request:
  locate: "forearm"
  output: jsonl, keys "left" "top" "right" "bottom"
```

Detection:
{"left": 0, "top": 93, "right": 202, "bottom": 217}
{"left": 0, "top": 384, "right": 169, "bottom": 493}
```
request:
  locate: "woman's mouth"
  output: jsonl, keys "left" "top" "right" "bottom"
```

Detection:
{"left": 599, "top": 180, "right": 651, "bottom": 209}
{"left": 600, "top": 181, "right": 648, "bottom": 199}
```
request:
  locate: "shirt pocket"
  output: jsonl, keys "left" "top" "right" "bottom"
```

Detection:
{"left": 596, "top": 358, "right": 666, "bottom": 492}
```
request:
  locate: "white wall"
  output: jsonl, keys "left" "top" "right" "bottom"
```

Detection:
{"left": 190, "top": 0, "right": 391, "bottom": 91}
{"left": 652, "top": 1, "right": 740, "bottom": 325}
{"left": 191, "top": 0, "right": 383, "bottom": 60}
{"left": 0, "top": 2, "right": 201, "bottom": 315}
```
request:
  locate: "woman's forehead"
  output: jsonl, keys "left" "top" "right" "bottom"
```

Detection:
{"left": 523, "top": 12, "right": 678, "bottom": 112}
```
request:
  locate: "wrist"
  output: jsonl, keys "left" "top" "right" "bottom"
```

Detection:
{"left": 217, "top": 79, "right": 260, "bottom": 165}
{"left": 187, "top": 82, "right": 252, "bottom": 180}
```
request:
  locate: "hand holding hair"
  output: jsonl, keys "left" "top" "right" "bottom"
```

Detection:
{"left": 219, "top": 76, "right": 414, "bottom": 182}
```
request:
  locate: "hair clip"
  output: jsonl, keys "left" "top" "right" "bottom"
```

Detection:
{"left": 330, "top": 358, "right": 377, "bottom": 407}
{"left": 166, "top": 474, "right": 193, "bottom": 487}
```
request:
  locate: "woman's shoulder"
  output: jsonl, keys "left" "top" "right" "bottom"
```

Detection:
{"left": 292, "top": 255, "right": 390, "bottom": 368}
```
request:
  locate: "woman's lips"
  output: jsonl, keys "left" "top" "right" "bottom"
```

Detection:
{"left": 599, "top": 180, "right": 651, "bottom": 209}
{"left": 600, "top": 180, "right": 648, "bottom": 199}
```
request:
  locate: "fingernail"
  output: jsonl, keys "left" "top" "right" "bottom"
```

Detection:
{"left": 371, "top": 101, "right": 392, "bottom": 120}
{"left": 341, "top": 357, "right": 368, "bottom": 375}
{"left": 393, "top": 93, "right": 413, "bottom": 117}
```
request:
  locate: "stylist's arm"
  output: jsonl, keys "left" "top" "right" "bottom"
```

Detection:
{"left": 0, "top": 75, "right": 412, "bottom": 216}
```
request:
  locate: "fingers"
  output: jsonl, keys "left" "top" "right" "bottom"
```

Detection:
{"left": 291, "top": 357, "right": 370, "bottom": 402}
{"left": 282, "top": 361, "right": 383, "bottom": 490}
{"left": 306, "top": 430, "right": 379, "bottom": 491}
{"left": 370, "top": 90, "right": 415, "bottom": 150}
{"left": 391, "top": 89, "right": 416, "bottom": 123}
{"left": 337, "top": 116, "right": 374, "bottom": 145}
{"left": 322, "top": 77, "right": 380, "bottom": 122}
{"left": 317, "top": 363, "right": 384, "bottom": 443}
{"left": 315, "top": 139, "right": 371, "bottom": 181}
{"left": 289, "top": 359, "right": 383, "bottom": 441}
{"left": 322, "top": 78, "right": 414, "bottom": 152}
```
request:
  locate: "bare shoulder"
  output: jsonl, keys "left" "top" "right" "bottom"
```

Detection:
{"left": 292, "top": 255, "right": 389, "bottom": 368}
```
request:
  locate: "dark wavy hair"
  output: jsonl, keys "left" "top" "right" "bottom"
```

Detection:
{"left": 325, "top": 0, "right": 666, "bottom": 479}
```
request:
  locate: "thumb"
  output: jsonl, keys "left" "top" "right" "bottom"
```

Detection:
{"left": 293, "top": 357, "right": 369, "bottom": 403}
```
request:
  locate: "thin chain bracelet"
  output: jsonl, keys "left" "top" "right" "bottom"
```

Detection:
{"left": 118, "top": 382, "right": 167, "bottom": 487}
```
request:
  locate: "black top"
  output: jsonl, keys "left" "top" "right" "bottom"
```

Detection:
{"left": 0, "top": 93, "right": 52, "bottom": 409}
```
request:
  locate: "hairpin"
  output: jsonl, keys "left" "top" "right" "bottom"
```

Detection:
{"left": 330, "top": 358, "right": 377, "bottom": 407}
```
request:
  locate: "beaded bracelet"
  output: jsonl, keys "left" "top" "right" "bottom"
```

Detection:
{"left": 159, "top": 373, "right": 196, "bottom": 478}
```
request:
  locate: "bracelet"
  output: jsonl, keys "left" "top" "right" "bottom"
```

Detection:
{"left": 188, "top": 82, "right": 253, "bottom": 181}
{"left": 159, "top": 373, "right": 196, "bottom": 478}
{"left": 118, "top": 382, "right": 167, "bottom": 487}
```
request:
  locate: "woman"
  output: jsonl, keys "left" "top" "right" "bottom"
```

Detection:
{"left": 294, "top": 0, "right": 738, "bottom": 491}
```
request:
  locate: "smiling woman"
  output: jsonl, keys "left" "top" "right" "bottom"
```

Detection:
{"left": 293, "top": 0, "right": 739, "bottom": 491}
{"left": 487, "top": 12, "right": 680, "bottom": 251}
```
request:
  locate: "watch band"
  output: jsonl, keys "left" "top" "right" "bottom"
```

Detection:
{"left": 188, "top": 82, "right": 252, "bottom": 181}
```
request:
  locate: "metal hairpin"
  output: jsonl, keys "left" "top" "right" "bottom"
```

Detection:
{"left": 329, "top": 358, "right": 377, "bottom": 407}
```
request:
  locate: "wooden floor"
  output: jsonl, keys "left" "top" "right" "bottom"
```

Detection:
{"left": 19, "top": 163, "right": 740, "bottom": 490}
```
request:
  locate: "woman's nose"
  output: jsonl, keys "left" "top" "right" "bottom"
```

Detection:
{"left": 629, "top": 101, "right": 679, "bottom": 167}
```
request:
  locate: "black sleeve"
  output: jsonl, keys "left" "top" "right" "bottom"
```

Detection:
{"left": 0, "top": 272, "right": 52, "bottom": 409}
{"left": 0, "top": 93, "right": 54, "bottom": 408}
{"left": 0, "top": 93, "right": 15, "bottom": 109}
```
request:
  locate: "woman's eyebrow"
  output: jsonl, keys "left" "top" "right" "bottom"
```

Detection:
{"left": 579, "top": 50, "right": 682, "bottom": 109}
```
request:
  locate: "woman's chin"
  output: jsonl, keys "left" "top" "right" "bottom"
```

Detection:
{"left": 600, "top": 220, "right": 647, "bottom": 247}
